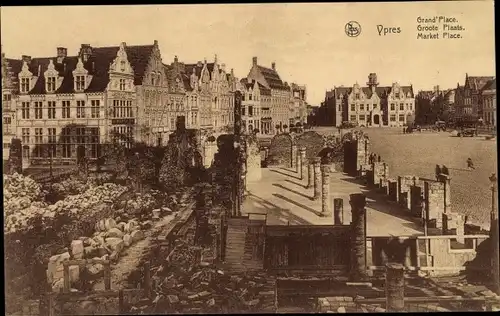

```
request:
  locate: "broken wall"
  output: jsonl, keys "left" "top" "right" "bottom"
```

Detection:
{"left": 268, "top": 134, "right": 293, "bottom": 167}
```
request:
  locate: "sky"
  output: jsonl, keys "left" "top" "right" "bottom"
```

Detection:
{"left": 1, "top": 2, "right": 496, "bottom": 105}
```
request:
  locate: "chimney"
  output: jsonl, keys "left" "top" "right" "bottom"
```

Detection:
{"left": 174, "top": 55, "right": 178, "bottom": 63}
{"left": 80, "top": 44, "right": 92, "bottom": 62}
{"left": 22, "top": 55, "right": 31, "bottom": 64}
{"left": 154, "top": 40, "right": 158, "bottom": 46}
{"left": 272, "top": 62, "right": 276, "bottom": 70}
{"left": 252, "top": 56, "right": 257, "bottom": 66}
{"left": 56, "top": 47, "right": 67, "bottom": 63}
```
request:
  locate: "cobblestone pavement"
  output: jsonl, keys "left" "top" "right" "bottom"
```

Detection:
{"left": 243, "top": 167, "right": 423, "bottom": 237}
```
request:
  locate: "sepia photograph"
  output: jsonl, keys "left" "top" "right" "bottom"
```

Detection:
{"left": 1, "top": 1, "right": 498, "bottom": 314}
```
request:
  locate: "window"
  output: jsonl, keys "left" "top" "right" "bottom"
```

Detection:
{"left": 399, "top": 114, "right": 405, "bottom": 122}
{"left": 395, "top": 92, "right": 400, "bottom": 98}
{"left": 248, "top": 106, "right": 254, "bottom": 117}
{"left": 120, "top": 61, "right": 126, "bottom": 72}
{"left": 359, "top": 114, "right": 366, "bottom": 121}
{"left": 355, "top": 93, "right": 360, "bottom": 100}
{"left": 22, "top": 128, "right": 30, "bottom": 145}
{"left": 3, "top": 117, "right": 12, "bottom": 134}
{"left": 351, "top": 104, "right": 355, "bottom": 111}
{"left": 91, "top": 100, "right": 100, "bottom": 118}
{"left": 126, "top": 100, "right": 132, "bottom": 117}
{"left": 373, "top": 103, "right": 378, "bottom": 109}
{"left": 360, "top": 104, "right": 365, "bottom": 111}
{"left": 249, "top": 94, "right": 252, "bottom": 101}
{"left": 409, "top": 104, "right": 413, "bottom": 111}
{"left": 399, "top": 103, "right": 404, "bottom": 111}
{"left": 390, "top": 115, "right": 396, "bottom": 122}
{"left": 390, "top": 103, "right": 395, "bottom": 111}
{"left": 3, "top": 94, "right": 11, "bottom": 109}
{"left": 90, "top": 128, "right": 99, "bottom": 158}
{"left": 34, "top": 128, "right": 43, "bottom": 157}
{"left": 170, "top": 118, "right": 175, "bottom": 129}
{"left": 76, "top": 101, "right": 86, "bottom": 118}
{"left": 242, "top": 106, "right": 246, "bottom": 116}
{"left": 3, "top": 143, "right": 11, "bottom": 149}
{"left": 62, "top": 101, "right": 71, "bottom": 118}
{"left": 47, "top": 128, "right": 57, "bottom": 157}
{"left": 119, "top": 79, "right": 126, "bottom": 91}
{"left": 34, "top": 102, "right": 43, "bottom": 119}
{"left": 47, "top": 77, "right": 56, "bottom": 92}
{"left": 75, "top": 76, "right": 86, "bottom": 91}
{"left": 48, "top": 101, "right": 56, "bottom": 119}
{"left": 338, "top": 105, "right": 342, "bottom": 112}
{"left": 61, "top": 129, "right": 71, "bottom": 158}
{"left": 21, "top": 78, "right": 30, "bottom": 93}
{"left": 350, "top": 115, "right": 356, "bottom": 121}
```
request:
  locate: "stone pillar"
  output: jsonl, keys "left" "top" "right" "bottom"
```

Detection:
{"left": 333, "top": 198, "right": 344, "bottom": 225}
{"left": 491, "top": 181, "right": 500, "bottom": 295}
{"left": 438, "top": 174, "right": 452, "bottom": 213}
{"left": 264, "top": 147, "right": 269, "bottom": 160}
{"left": 349, "top": 193, "right": 368, "bottom": 281}
{"left": 299, "top": 147, "right": 307, "bottom": 180}
{"left": 313, "top": 157, "right": 322, "bottom": 201}
{"left": 321, "top": 165, "right": 331, "bottom": 217}
{"left": 307, "top": 162, "right": 314, "bottom": 189}
{"left": 385, "top": 263, "right": 405, "bottom": 312}
{"left": 291, "top": 144, "right": 298, "bottom": 169}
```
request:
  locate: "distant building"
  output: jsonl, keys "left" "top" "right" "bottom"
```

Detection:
{"left": 1, "top": 47, "right": 18, "bottom": 160}
{"left": 480, "top": 78, "right": 496, "bottom": 127}
{"left": 326, "top": 73, "right": 415, "bottom": 127}
{"left": 243, "top": 57, "right": 307, "bottom": 133}
{"left": 454, "top": 73, "right": 494, "bottom": 118}
{"left": 416, "top": 85, "right": 456, "bottom": 124}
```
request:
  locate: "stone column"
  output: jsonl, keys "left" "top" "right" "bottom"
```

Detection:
{"left": 299, "top": 147, "right": 307, "bottom": 180}
{"left": 333, "top": 198, "right": 344, "bottom": 225}
{"left": 350, "top": 193, "right": 368, "bottom": 282}
{"left": 321, "top": 165, "right": 331, "bottom": 217}
{"left": 264, "top": 147, "right": 269, "bottom": 160}
{"left": 385, "top": 263, "right": 405, "bottom": 312}
{"left": 291, "top": 144, "right": 298, "bottom": 169}
{"left": 307, "top": 162, "right": 314, "bottom": 189}
{"left": 313, "top": 157, "right": 322, "bottom": 201}
{"left": 438, "top": 174, "right": 452, "bottom": 213}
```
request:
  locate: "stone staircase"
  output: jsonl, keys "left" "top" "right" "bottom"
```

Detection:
{"left": 225, "top": 217, "right": 264, "bottom": 272}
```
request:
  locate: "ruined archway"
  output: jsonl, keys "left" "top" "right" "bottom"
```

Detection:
{"left": 268, "top": 133, "right": 293, "bottom": 167}
{"left": 295, "top": 131, "right": 325, "bottom": 163}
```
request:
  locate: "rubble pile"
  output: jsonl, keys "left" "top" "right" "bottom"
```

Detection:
{"left": 48, "top": 217, "right": 148, "bottom": 292}
{"left": 4, "top": 183, "right": 128, "bottom": 234}
{"left": 126, "top": 239, "right": 276, "bottom": 314}
{"left": 3, "top": 173, "right": 47, "bottom": 216}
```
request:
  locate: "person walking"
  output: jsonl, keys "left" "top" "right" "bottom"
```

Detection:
{"left": 467, "top": 158, "right": 475, "bottom": 170}
{"left": 442, "top": 165, "right": 450, "bottom": 176}
{"left": 435, "top": 164, "right": 442, "bottom": 180}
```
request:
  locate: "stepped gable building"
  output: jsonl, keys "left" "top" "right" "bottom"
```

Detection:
{"left": 160, "top": 55, "right": 237, "bottom": 143}
{"left": 454, "top": 73, "right": 495, "bottom": 119}
{"left": 243, "top": 57, "right": 307, "bottom": 133}
{"left": 2, "top": 46, "right": 22, "bottom": 159}
{"left": 238, "top": 77, "right": 273, "bottom": 135}
{"left": 325, "top": 73, "right": 415, "bottom": 127}
{"left": 2, "top": 41, "right": 172, "bottom": 165}
{"left": 480, "top": 78, "right": 496, "bottom": 127}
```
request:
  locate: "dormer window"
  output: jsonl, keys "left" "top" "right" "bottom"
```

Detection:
{"left": 46, "top": 77, "right": 56, "bottom": 92}
{"left": 119, "top": 79, "right": 126, "bottom": 91}
{"left": 395, "top": 92, "right": 400, "bottom": 98}
{"left": 355, "top": 93, "right": 360, "bottom": 100}
{"left": 75, "top": 75, "right": 86, "bottom": 91}
{"left": 120, "top": 61, "right": 126, "bottom": 72}
{"left": 21, "top": 78, "right": 30, "bottom": 93}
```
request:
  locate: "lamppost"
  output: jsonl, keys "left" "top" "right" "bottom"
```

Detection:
{"left": 489, "top": 173, "right": 499, "bottom": 295}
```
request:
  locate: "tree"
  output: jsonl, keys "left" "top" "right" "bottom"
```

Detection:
{"left": 7, "top": 138, "right": 22, "bottom": 175}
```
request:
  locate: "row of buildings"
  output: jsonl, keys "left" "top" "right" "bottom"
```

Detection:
{"left": 316, "top": 73, "right": 416, "bottom": 127}
{"left": 315, "top": 73, "right": 496, "bottom": 128}
{"left": 1, "top": 41, "right": 308, "bottom": 163}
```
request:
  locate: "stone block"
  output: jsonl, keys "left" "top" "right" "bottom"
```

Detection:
{"left": 131, "top": 229, "right": 145, "bottom": 242}
{"left": 123, "top": 234, "right": 132, "bottom": 246}
{"left": 71, "top": 240, "right": 84, "bottom": 259}
{"left": 107, "top": 227, "right": 124, "bottom": 238}
{"left": 105, "top": 237, "right": 124, "bottom": 253}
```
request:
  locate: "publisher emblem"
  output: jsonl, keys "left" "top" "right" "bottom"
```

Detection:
{"left": 345, "top": 21, "right": 361, "bottom": 37}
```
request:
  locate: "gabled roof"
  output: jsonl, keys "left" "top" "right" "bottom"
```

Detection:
{"left": 5, "top": 43, "right": 155, "bottom": 95}
{"left": 330, "top": 85, "right": 413, "bottom": 99}
{"left": 257, "top": 65, "right": 288, "bottom": 90}
{"left": 466, "top": 76, "right": 494, "bottom": 91}
{"left": 481, "top": 78, "right": 496, "bottom": 91}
